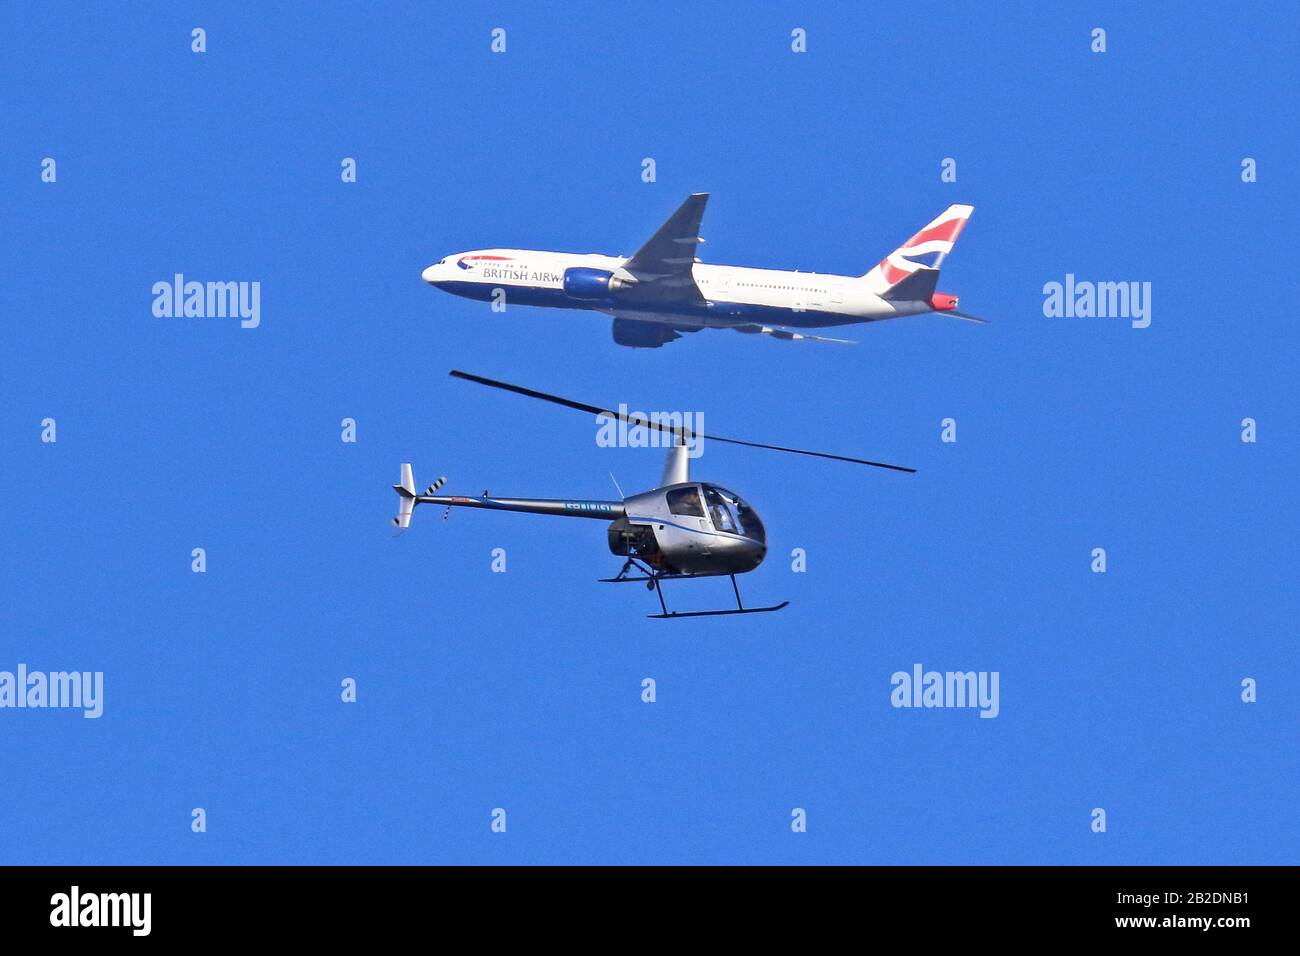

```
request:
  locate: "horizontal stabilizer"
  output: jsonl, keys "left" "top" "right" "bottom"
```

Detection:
{"left": 392, "top": 464, "right": 419, "bottom": 528}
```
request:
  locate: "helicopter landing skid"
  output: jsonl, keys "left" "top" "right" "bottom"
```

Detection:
{"left": 599, "top": 559, "right": 790, "bottom": 619}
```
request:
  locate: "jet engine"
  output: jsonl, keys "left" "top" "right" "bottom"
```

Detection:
{"left": 611, "top": 317, "right": 682, "bottom": 348}
{"left": 562, "top": 268, "right": 633, "bottom": 300}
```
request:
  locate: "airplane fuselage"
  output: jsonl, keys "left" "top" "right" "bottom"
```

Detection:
{"left": 422, "top": 249, "right": 937, "bottom": 330}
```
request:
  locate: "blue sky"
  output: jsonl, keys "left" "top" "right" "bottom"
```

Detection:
{"left": 1, "top": 2, "right": 1295, "bottom": 864}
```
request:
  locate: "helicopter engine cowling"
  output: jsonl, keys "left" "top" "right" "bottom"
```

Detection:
{"left": 563, "top": 267, "right": 631, "bottom": 301}
{"left": 607, "top": 518, "right": 660, "bottom": 560}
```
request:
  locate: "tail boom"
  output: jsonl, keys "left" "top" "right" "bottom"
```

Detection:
{"left": 392, "top": 464, "right": 624, "bottom": 527}
{"left": 417, "top": 495, "right": 625, "bottom": 519}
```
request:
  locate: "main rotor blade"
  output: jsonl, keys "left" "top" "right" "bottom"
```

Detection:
{"left": 451, "top": 369, "right": 612, "bottom": 420}
{"left": 449, "top": 370, "right": 916, "bottom": 474}
{"left": 699, "top": 433, "right": 915, "bottom": 472}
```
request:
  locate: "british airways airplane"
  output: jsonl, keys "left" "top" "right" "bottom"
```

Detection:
{"left": 420, "top": 194, "right": 985, "bottom": 348}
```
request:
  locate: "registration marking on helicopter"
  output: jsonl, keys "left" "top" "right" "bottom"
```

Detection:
{"left": 564, "top": 502, "right": 617, "bottom": 513}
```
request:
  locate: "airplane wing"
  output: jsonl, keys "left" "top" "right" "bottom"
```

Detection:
{"left": 730, "top": 324, "right": 858, "bottom": 345}
{"left": 620, "top": 193, "right": 709, "bottom": 302}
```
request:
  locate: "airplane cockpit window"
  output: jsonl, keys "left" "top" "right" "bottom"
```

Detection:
{"left": 703, "top": 485, "right": 765, "bottom": 541}
{"left": 666, "top": 485, "right": 705, "bottom": 518}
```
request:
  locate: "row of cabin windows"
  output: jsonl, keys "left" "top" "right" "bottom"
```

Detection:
{"left": 699, "top": 278, "right": 826, "bottom": 293}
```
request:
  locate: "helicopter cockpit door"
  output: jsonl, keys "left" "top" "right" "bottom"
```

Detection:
{"left": 703, "top": 485, "right": 739, "bottom": 534}
{"left": 665, "top": 484, "right": 708, "bottom": 533}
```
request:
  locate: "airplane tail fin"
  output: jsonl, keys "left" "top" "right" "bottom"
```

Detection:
{"left": 861, "top": 204, "right": 973, "bottom": 297}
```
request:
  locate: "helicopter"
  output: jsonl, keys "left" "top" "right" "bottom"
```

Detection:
{"left": 392, "top": 370, "right": 915, "bottom": 619}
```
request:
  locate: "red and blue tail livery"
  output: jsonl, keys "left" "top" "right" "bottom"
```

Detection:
{"left": 866, "top": 204, "right": 973, "bottom": 288}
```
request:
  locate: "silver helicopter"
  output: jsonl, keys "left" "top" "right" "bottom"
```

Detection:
{"left": 393, "top": 370, "right": 914, "bottom": 618}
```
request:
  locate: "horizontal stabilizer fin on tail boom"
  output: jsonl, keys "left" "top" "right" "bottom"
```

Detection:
{"left": 392, "top": 464, "right": 418, "bottom": 528}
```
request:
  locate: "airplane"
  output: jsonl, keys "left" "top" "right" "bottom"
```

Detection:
{"left": 393, "top": 371, "right": 915, "bottom": 618}
{"left": 420, "top": 194, "right": 986, "bottom": 348}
